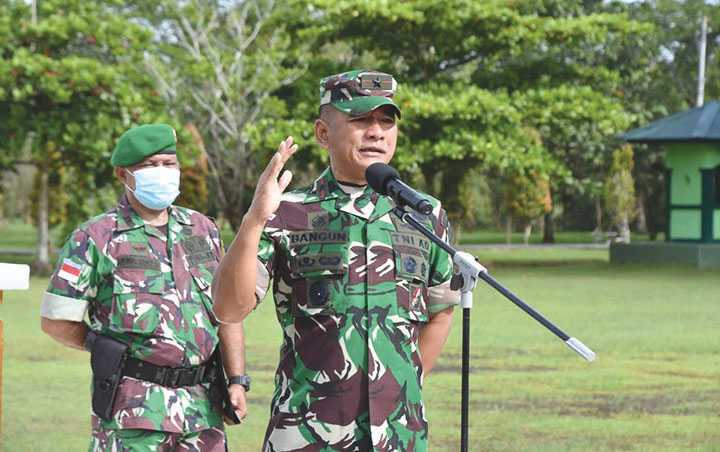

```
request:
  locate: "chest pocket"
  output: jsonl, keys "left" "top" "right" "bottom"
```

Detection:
{"left": 391, "top": 230, "right": 431, "bottom": 323}
{"left": 287, "top": 234, "right": 347, "bottom": 317}
{"left": 180, "top": 236, "right": 220, "bottom": 322}
{"left": 111, "top": 261, "right": 165, "bottom": 335}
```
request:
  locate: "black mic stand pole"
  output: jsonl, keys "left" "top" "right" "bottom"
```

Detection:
{"left": 391, "top": 207, "right": 596, "bottom": 452}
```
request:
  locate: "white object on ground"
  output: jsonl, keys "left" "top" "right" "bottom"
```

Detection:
{"left": 0, "top": 263, "right": 31, "bottom": 290}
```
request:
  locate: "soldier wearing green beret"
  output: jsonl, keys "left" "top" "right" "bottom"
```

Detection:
{"left": 215, "top": 70, "right": 459, "bottom": 451}
{"left": 41, "top": 124, "right": 248, "bottom": 451}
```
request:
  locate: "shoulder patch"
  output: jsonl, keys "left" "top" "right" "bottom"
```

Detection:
{"left": 57, "top": 259, "right": 82, "bottom": 284}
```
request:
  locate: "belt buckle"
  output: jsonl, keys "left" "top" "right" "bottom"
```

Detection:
{"left": 178, "top": 368, "right": 196, "bottom": 387}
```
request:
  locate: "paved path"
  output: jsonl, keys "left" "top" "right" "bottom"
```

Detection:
{"left": 461, "top": 243, "right": 609, "bottom": 250}
{"left": 0, "top": 248, "right": 38, "bottom": 255}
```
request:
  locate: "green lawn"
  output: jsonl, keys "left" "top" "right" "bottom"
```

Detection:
{"left": 456, "top": 229, "right": 664, "bottom": 245}
{"left": 2, "top": 251, "right": 718, "bottom": 451}
{"left": 0, "top": 221, "right": 43, "bottom": 249}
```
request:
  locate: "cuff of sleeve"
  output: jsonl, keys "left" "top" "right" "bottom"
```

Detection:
{"left": 428, "top": 280, "right": 460, "bottom": 316}
{"left": 429, "top": 303, "right": 456, "bottom": 315}
{"left": 255, "top": 259, "right": 270, "bottom": 305}
{"left": 41, "top": 292, "right": 88, "bottom": 321}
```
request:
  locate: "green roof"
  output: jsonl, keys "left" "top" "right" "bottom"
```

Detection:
{"left": 622, "top": 101, "right": 720, "bottom": 143}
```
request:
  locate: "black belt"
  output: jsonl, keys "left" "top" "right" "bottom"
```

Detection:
{"left": 123, "top": 357, "right": 218, "bottom": 388}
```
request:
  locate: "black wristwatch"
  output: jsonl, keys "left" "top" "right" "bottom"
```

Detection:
{"left": 228, "top": 375, "right": 251, "bottom": 392}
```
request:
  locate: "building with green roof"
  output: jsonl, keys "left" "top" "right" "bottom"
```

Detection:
{"left": 613, "top": 101, "right": 720, "bottom": 268}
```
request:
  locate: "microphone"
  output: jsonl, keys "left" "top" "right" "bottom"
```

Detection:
{"left": 365, "top": 162, "right": 433, "bottom": 215}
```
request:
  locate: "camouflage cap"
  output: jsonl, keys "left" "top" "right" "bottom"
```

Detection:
{"left": 111, "top": 124, "right": 177, "bottom": 167}
{"left": 320, "top": 69, "right": 400, "bottom": 118}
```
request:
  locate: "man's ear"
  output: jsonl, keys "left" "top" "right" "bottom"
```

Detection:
{"left": 115, "top": 167, "right": 129, "bottom": 185}
{"left": 314, "top": 119, "right": 329, "bottom": 149}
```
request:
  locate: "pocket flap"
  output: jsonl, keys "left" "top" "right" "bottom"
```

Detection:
{"left": 290, "top": 253, "right": 346, "bottom": 279}
{"left": 396, "top": 281, "right": 429, "bottom": 323}
{"left": 113, "top": 269, "right": 165, "bottom": 294}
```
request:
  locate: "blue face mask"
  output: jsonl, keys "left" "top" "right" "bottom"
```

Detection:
{"left": 126, "top": 166, "right": 181, "bottom": 210}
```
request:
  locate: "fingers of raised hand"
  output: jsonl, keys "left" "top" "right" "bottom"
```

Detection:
{"left": 259, "top": 137, "right": 296, "bottom": 185}
{"left": 271, "top": 136, "right": 298, "bottom": 173}
{"left": 278, "top": 170, "right": 293, "bottom": 192}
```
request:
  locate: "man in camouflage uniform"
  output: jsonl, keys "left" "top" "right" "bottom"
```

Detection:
{"left": 41, "top": 124, "right": 247, "bottom": 451}
{"left": 214, "top": 70, "right": 459, "bottom": 451}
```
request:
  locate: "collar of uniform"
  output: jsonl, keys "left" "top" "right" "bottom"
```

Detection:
{"left": 169, "top": 205, "right": 194, "bottom": 226}
{"left": 116, "top": 195, "right": 146, "bottom": 232}
{"left": 303, "top": 167, "right": 398, "bottom": 222}
{"left": 368, "top": 191, "right": 397, "bottom": 224}
{"left": 302, "top": 168, "right": 346, "bottom": 204}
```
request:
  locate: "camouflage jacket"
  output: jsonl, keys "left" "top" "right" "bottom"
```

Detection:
{"left": 41, "top": 195, "right": 223, "bottom": 433}
{"left": 257, "top": 168, "right": 458, "bottom": 452}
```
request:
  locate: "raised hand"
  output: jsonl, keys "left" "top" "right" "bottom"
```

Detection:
{"left": 246, "top": 136, "right": 298, "bottom": 225}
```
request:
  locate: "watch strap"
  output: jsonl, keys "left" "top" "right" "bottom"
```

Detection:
{"left": 228, "top": 375, "right": 251, "bottom": 392}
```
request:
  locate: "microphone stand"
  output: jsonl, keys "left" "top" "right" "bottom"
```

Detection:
{"left": 392, "top": 207, "right": 596, "bottom": 452}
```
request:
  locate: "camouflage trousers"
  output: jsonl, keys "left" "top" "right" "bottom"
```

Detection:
{"left": 90, "top": 424, "right": 226, "bottom": 452}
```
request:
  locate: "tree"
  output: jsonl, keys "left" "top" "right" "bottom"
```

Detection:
{"left": 0, "top": 0, "right": 168, "bottom": 271}
{"left": 513, "top": 86, "right": 634, "bottom": 240}
{"left": 502, "top": 169, "right": 553, "bottom": 244}
{"left": 603, "top": 144, "right": 636, "bottom": 243}
{"left": 143, "top": 0, "right": 315, "bottom": 229}
{"left": 285, "top": 0, "right": 651, "bottom": 237}
{"left": 608, "top": 0, "right": 720, "bottom": 240}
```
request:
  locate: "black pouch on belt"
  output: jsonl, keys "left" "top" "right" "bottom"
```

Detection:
{"left": 89, "top": 333, "right": 129, "bottom": 421}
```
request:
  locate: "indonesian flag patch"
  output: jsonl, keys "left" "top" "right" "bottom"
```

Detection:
{"left": 58, "top": 259, "right": 82, "bottom": 284}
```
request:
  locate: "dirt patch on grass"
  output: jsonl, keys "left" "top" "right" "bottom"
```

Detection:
{"left": 441, "top": 348, "right": 531, "bottom": 361}
{"left": 24, "top": 355, "right": 62, "bottom": 362}
{"left": 643, "top": 369, "right": 719, "bottom": 380}
{"left": 432, "top": 364, "right": 557, "bottom": 374}
{"left": 455, "top": 390, "right": 720, "bottom": 418}
{"left": 440, "top": 352, "right": 485, "bottom": 361}
{"left": 431, "top": 364, "right": 496, "bottom": 373}
{"left": 248, "top": 363, "right": 278, "bottom": 373}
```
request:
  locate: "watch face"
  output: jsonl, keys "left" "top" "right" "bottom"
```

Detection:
{"left": 229, "top": 375, "right": 251, "bottom": 391}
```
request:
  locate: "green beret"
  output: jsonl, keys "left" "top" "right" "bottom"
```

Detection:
{"left": 111, "top": 124, "right": 177, "bottom": 167}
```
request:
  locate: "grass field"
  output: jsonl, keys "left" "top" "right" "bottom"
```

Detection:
{"left": 455, "top": 230, "right": 663, "bottom": 245}
{"left": 0, "top": 222, "right": 41, "bottom": 249}
{"left": 2, "top": 248, "right": 718, "bottom": 451}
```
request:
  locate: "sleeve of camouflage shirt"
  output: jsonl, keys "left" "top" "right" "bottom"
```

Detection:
{"left": 40, "top": 228, "right": 100, "bottom": 322}
{"left": 209, "top": 218, "right": 225, "bottom": 258}
{"left": 207, "top": 217, "right": 226, "bottom": 324}
{"left": 427, "top": 205, "right": 460, "bottom": 315}
{"left": 254, "top": 224, "right": 276, "bottom": 305}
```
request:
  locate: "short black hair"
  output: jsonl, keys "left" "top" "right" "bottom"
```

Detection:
{"left": 319, "top": 104, "right": 336, "bottom": 121}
